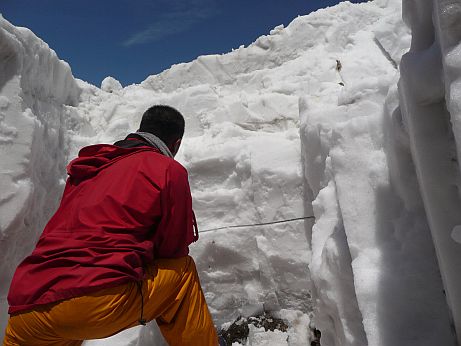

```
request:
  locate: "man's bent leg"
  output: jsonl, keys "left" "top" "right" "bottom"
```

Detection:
{"left": 3, "top": 311, "right": 83, "bottom": 346}
{"left": 143, "top": 256, "right": 218, "bottom": 346}
{"left": 3, "top": 282, "right": 141, "bottom": 345}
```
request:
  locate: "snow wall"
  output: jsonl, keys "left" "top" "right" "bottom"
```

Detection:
{"left": 0, "top": 14, "right": 81, "bottom": 336}
{"left": 301, "top": 0, "right": 459, "bottom": 344}
{"left": 1, "top": 0, "right": 461, "bottom": 345}
{"left": 398, "top": 0, "right": 461, "bottom": 343}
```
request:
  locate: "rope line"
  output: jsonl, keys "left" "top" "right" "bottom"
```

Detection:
{"left": 199, "top": 215, "right": 315, "bottom": 234}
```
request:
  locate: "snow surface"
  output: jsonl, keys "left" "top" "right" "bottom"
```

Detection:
{"left": 1, "top": 0, "right": 461, "bottom": 345}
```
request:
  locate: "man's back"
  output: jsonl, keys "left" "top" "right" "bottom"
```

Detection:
{"left": 8, "top": 142, "right": 196, "bottom": 314}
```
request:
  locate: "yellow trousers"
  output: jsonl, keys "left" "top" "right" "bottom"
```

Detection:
{"left": 3, "top": 256, "right": 217, "bottom": 346}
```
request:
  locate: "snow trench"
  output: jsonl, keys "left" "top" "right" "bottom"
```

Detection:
{"left": 1, "top": 1, "right": 461, "bottom": 345}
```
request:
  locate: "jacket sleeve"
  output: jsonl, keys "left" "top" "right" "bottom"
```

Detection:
{"left": 153, "top": 161, "right": 196, "bottom": 258}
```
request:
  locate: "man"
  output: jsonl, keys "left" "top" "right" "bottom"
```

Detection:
{"left": 3, "top": 105, "right": 218, "bottom": 345}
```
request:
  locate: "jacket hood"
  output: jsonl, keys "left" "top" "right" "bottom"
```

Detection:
{"left": 67, "top": 144, "right": 156, "bottom": 182}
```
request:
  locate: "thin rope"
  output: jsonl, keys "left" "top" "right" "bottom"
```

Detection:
{"left": 199, "top": 215, "right": 315, "bottom": 234}
{"left": 136, "top": 281, "right": 147, "bottom": 326}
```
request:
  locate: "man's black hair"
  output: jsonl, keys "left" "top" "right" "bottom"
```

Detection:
{"left": 139, "top": 105, "right": 185, "bottom": 146}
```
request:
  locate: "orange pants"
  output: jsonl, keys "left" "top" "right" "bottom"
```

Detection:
{"left": 3, "top": 256, "right": 217, "bottom": 346}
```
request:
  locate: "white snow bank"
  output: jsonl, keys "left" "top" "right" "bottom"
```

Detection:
{"left": 301, "top": 0, "right": 457, "bottom": 345}
{"left": 0, "top": 15, "right": 81, "bottom": 336}
{"left": 398, "top": 0, "right": 461, "bottom": 343}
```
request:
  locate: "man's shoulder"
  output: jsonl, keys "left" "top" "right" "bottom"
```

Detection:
{"left": 167, "top": 158, "right": 187, "bottom": 173}
{"left": 130, "top": 149, "right": 188, "bottom": 175}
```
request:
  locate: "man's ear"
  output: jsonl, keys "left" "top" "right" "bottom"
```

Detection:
{"left": 171, "top": 138, "right": 182, "bottom": 157}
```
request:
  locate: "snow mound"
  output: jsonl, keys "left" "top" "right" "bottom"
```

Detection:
{"left": 101, "top": 76, "right": 123, "bottom": 93}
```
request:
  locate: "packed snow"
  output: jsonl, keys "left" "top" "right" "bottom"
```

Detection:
{"left": 1, "top": 0, "right": 461, "bottom": 345}
{"left": 398, "top": 0, "right": 461, "bottom": 343}
{"left": 0, "top": 14, "right": 81, "bottom": 338}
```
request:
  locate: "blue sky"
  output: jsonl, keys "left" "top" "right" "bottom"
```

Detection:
{"left": 1, "top": 0, "right": 358, "bottom": 86}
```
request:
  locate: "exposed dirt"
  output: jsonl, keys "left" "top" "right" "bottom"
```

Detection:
{"left": 218, "top": 312, "right": 289, "bottom": 345}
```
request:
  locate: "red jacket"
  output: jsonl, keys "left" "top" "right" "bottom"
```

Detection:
{"left": 7, "top": 141, "right": 198, "bottom": 314}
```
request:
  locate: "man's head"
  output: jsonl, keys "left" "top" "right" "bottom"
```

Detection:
{"left": 139, "top": 105, "right": 185, "bottom": 156}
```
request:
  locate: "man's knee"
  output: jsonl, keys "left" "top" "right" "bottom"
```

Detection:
{"left": 153, "top": 255, "right": 198, "bottom": 277}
